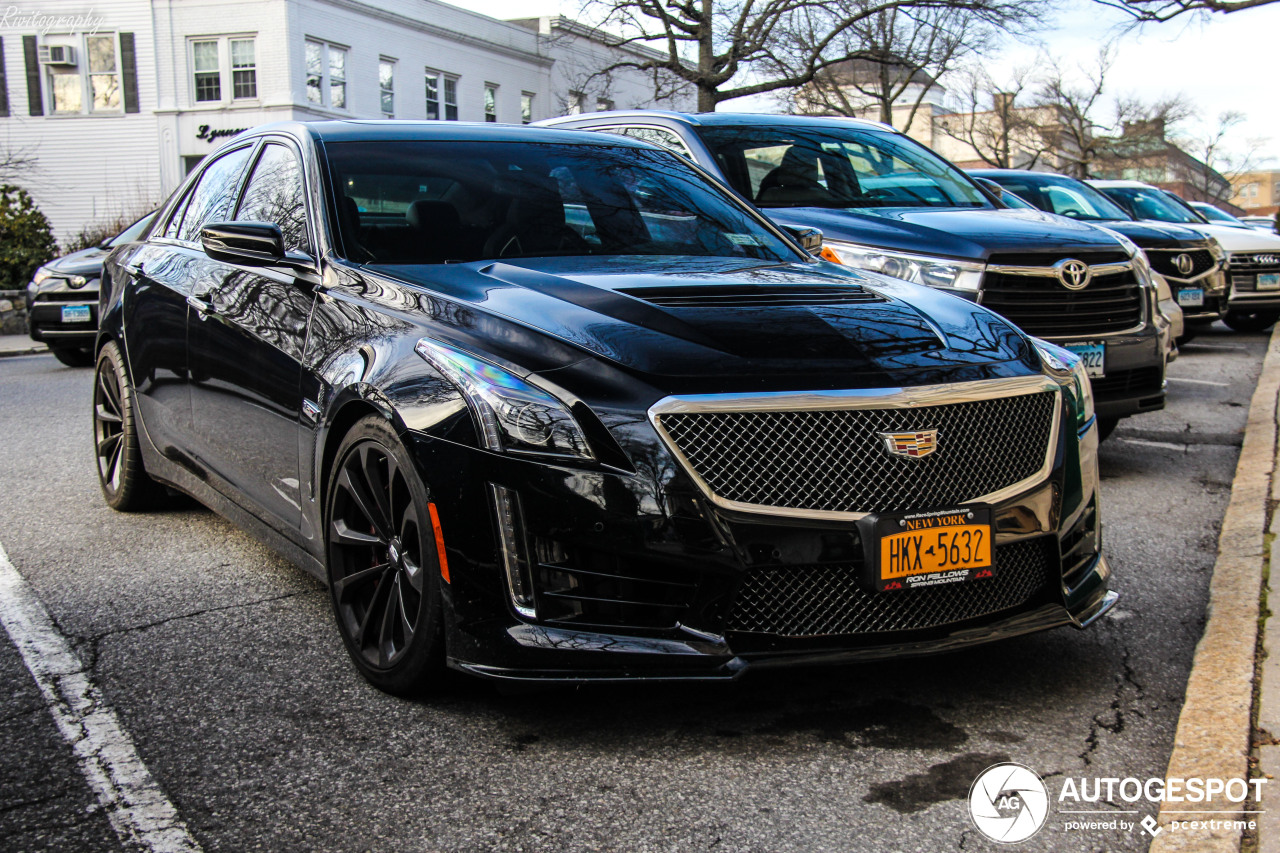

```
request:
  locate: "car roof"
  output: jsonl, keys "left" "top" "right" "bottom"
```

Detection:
{"left": 1086, "top": 179, "right": 1156, "bottom": 189}
{"left": 540, "top": 110, "right": 892, "bottom": 133}
{"left": 969, "top": 169, "right": 1080, "bottom": 182}
{"left": 236, "top": 119, "right": 661, "bottom": 148}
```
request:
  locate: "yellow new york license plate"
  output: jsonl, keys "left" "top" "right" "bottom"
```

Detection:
{"left": 876, "top": 508, "right": 993, "bottom": 591}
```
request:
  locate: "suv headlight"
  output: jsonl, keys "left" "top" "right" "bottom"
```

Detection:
{"left": 1208, "top": 237, "right": 1225, "bottom": 263}
{"left": 415, "top": 339, "right": 594, "bottom": 460}
{"left": 32, "top": 266, "right": 53, "bottom": 286}
{"left": 820, "top": 241, "right": 984, "bottom": 291}
{"left": 1033, "top": 338, "right": 1094, "bottom": 431}
{"left": 1098, "top": 228, "right": 1154, "bottom": 288}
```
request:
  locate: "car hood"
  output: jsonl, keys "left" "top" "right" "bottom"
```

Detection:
{"left": 1168, "top": 222, "right": 1280, "bottom": 252}
{"left": 1098, "top": 220, "right": 1213, "bottom": 249}
{"left": 42, "top": 245, "right": 109, "bottom": 279}
{"left": 762, "top": 207, "right": 1124, "bottom": 260}
{"left": 370, "top": 256, "right": 1036, "bottom": 388}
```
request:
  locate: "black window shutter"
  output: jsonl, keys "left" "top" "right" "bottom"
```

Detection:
{"left": 120, "top": 33, "right": 139, "bottom": 114}
{"left": 22, "top": 35, "right": 41, "bottom": 116}
{"left": 0, "top": 38, "right": 9, "bottom": 117}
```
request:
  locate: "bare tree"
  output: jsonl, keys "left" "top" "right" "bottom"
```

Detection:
{"left": 1174, "top": 111, "right": 1273, "bottom": 202}
{"left": 0, "top": 144, "right": 37, "bottom": 184}
{"left": 934, "top": 64, "right": 1056, "bottom": 168}
{"left": 577, "top": 0, "right": 1046, "bottom": 111}
{"left": 1094, "top": 0, "right": 1276, "bottom": 22}
{"left": 787, "top": 6, "right": 994, "bottom": 131}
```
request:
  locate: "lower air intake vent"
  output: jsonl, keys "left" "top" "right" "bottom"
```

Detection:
{"left": 726, "top": 538, "right": 1052, "bottom": 637}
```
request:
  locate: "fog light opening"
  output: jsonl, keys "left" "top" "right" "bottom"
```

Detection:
{"left": 489, "top": 484, "right": 536, "bottom": 618}
{"left": 427, "top": 501, "right": 450, "bottom": 584}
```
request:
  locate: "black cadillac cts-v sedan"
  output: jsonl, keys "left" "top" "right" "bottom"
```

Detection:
{"left": 95, "top": 121, "right": 1114, "bottom": 693}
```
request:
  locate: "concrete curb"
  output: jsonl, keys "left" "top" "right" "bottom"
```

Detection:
{"left": 1148, "top": 325, "right": 1280, "bottom": 853}
{"left": 0, "top": 345, "right": 48, "bottom": 359}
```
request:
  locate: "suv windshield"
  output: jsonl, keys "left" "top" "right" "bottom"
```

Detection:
{"left": 1192, "top": 204, "right": 1243, "bottom": 225}
{"left": 1097, "top": 186, "right": 1204, "bottom": 224}
{"left": 695, "top": 124, "right": 990, "bottom": 210}
{"left": 325, "top": 140, "right": 796, "bottom": 265}
{"left": 986, "top": 174, "right": 1131, "bottom": 222}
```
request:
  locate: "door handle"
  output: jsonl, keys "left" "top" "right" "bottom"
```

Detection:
{"left": 186, "top": 295, "right": 215, "bottom": 317}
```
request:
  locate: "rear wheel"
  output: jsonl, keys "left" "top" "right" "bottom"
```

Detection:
{"left": 93, "top": 342, "right": 164, "bottom": 510}
{"left": 1224, "top": 309, "right": 1280, "bottom": 333}
{"left": 52, "top": 346, "right": 94, "bottom": 367}
{"left": 1097, "top": 417, "right": 1119, "bottom": 442}
{"left": 326, "top": 416, "right": 445, "bottom": 695}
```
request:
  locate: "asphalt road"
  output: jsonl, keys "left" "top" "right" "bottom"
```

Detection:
{"left": 0, "top": 324, "right": 1267, "bottom": 853}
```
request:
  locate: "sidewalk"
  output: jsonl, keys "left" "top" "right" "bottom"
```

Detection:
{"left": 0, "top": 334, "right": 47, "bottom": 358}
{"left": 1149, "top": 325, "right": 1280, "bottom": 853}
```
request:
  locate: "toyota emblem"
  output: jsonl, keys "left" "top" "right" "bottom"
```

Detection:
{"left": 1055, "top": 259, "right": 1092, "bottom": 290}
{"left": 1174, "top": 253, "right": 1195, "bottom": 276}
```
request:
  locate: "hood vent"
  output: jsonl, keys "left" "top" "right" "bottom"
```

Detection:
{"left": 620, "top": 284, "right": 884, "bottom": 309}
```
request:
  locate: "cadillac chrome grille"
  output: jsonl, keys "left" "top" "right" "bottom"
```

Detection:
{"left": 727, "top": 538, "right": 1052, "bottom": 636}
{"left": 657, "top": 391, "right": 1056, "bottom": 515}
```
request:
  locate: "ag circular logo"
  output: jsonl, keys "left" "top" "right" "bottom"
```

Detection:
{"left": 968, "top": 763, "right": 1049, "bottom": 844}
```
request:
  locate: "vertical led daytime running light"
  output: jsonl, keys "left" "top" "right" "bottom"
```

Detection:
{"left": 489, "top": 483, "right": 536, "bottom": 618}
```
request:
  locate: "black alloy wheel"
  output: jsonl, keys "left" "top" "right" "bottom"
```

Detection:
{"left": 1223, "top": 309, "right": 1280, "bottom": 334}
{"left": 93, "top": 341, "right": 163, "bottom": 510}
{"left": 326, "top": 415, "right": 444, "bottom": 695}
{"left": 52, "top": 346, "right": 94, "bottom": 367}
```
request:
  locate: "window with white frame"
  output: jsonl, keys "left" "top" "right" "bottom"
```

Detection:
{"left": 484, "top": 83, "right": 497, "bottom": 122}
{"left": 189, "top": 36, "right": 256, "bottom": 104}
{"left": 379, "top": 59, "right": 394, "bottom": 118}
{"left": 596, "top": 97, "right": 613, "bottom": 112}
{"left": 520, "top": 92, "right": 534, "bottom": 124}
{"left": 305, "top": 39, "right": 347, "bottom": 109}
{"left": 425, "top": 69, "right": 458, "bottom": 120}
{"left": 567, "top": 90, "right": 583, "bottom": 115}
{"left": 46, "top": 33, "right": 126, "bottom": 114}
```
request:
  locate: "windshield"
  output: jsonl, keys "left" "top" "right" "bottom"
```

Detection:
{"left": 108, "top": 211, "right": 157, "bottom": 247}
{"left": 985, "top": 174, "right": 1131, "bottom": 222}
{"left": 695, "top": 124, "right": 990, "bottom": 210}
{"left": 1097, "top": 186, "right": 1204, "bottom": 224}
{"left": 325, "top": 140, "right": 797, "bottom": 265}
{"left": 1193, "top": 204, "right": 1243, "bottom": 225}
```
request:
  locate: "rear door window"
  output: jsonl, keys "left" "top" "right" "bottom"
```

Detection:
{"left": 236, "top": 143, "right": 310, "bottom": 253}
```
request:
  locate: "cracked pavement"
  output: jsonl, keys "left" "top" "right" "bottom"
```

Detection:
{"left": 0, "top": 324, "right": 1267, "bottom": 853}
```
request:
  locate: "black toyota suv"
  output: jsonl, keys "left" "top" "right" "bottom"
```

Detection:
{"left": 540, "top": 112, "right": 1167, "bottom": 439}
{"left": 969, "top": 169, "right": 1227, "bottom": 333}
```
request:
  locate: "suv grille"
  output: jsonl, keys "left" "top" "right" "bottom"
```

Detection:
{"left": 1147, "top": 248, "right": 1216, "bottom": 280}
{"left": 726, "top": 537, "right": 1052, "bottom": 636}
{"left": 1229, "top": 253, "right": 1280, "bottom": 271}
{"left": 657, "top": 391, "right": 1056, "bottom": 514}
{"left": 980, "top": 270, "right": 1144, "bottom": 337}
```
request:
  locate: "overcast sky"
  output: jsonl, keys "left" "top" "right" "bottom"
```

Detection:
{"left": 460, "top": 0, "right": 1279, "bottom": 168}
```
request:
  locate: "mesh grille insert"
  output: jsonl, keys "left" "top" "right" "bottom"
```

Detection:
{"left": 658, "top": 392, "right": 1055, "bottom": 514}
{"left": 727, "top": 538, "right": 1052, "bottom": 636}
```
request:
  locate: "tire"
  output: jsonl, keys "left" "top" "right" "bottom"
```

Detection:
{"left": 52, "top": 346, "right": 94, "bottom": 367}
{"left": 1097, "top": 417, "right": 1119, "bottom": 442}
{"left": 1224, "top": 309, "right": 1280, "bottom": 334}
{"left": 93, "top": 341, "right": 165, "bottom": 511}
{"left": 325, "top": 415, "right": 445, "bottom": 695}
{"left": 1175, "top": 327, "right": 1197, "bottom": 347}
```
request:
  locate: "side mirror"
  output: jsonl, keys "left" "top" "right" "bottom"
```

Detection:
{"left": 201, "top": 221, "right": 288, "bottom": 266}
{"left": 782, "top": 225, "right": 824, "bottom": 253}
{"left": 975, "top": 177, "right": 1006, "bottom": 202}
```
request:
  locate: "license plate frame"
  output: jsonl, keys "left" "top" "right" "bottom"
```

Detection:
{"left": 1176, "top": 287, "right": 1204, "bottom": 307}
{"left": 1064, "top": 341, "right": 1105, "bottom": 377}
{"left": 1258, "top": 273, "right": 1280, "bottom": 291}
{"left": 861, "top": 507, "right": 994, "bottom": 592}
{"left": 61, "top": 305, "right": 91, "bottom": 323}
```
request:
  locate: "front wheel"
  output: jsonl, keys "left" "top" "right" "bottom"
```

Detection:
{"left": 1224, "top": 309, "right": 1280, "bottom": 333}
{"left": 1097, "top": 417, "right": 1119, "bottom": 442}
{"left": 93, "top": 342, "right": 164, "bottom": 510}
{"left": 52, "top": 346, "right": 94, "bottom": 367}
{"left": 326, "top": 415, "right": 446, "bottom": 695}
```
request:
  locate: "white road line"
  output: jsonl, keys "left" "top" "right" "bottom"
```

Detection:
{"left": 1168, "top": 376, "right": 1231, "bottom": 387}
{"left": 0, "top": 542, "right": 202, "bottom": 853}
{"left": 1116, "top": 438, "right": 1188, "bottom": 451}
{"left": 1182, "top": 342, "right": 1248, "bottom": 350}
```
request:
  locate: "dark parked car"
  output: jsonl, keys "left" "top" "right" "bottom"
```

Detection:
{"left": 969, "top": 170, "right": 1226, "bottom": 333}
{"left": 96, "top": 121, "right": 1113, "bottom": 693}
{"left": 26, "top": 212, "right": 155, "bottom": 366}
{"left": 540, "top": 112, "right": 1167, "bottom": 439}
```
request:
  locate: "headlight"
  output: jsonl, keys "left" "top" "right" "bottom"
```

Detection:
{"left": 1097, "top": 228, "right": 1153, "bottom": 287}
{"left": 415, "top": 339, "right": 594, "bottom": 460}
{"left": 1208, "top": 238, "right": 1225, "bottom": 263}
{"left": 1032, "top": 338, "right": 1094, "bottom": 430}
{"left": 32, "top": 266, "right": 53, "bottom": 286}
{"left": 820, "top": 241, "right": 984, "bottom": 291}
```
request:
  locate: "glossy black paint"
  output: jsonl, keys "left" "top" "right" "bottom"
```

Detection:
{"left": 99, "top": 121, "right": 1111, "bottom": 681}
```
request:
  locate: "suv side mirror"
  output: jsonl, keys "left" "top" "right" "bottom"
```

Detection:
{"left": 975, "top": 177, "right": 1005, "bottom": 201}
{"left": 782, "top": 225, "right": 823, "bottom": 253}
{"left": 201, "top": 221, "right": 288, "bottom": 266}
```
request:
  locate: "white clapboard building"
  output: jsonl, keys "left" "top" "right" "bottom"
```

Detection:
{"left": 2, "top": 0, "right": 692, "bottom": 240}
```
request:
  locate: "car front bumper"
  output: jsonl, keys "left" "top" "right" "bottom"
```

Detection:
{"left": 26, "top": 279, "right": 100, "bottom": 347}
{"left": 1042, "top": 326, "right": 1165, "bottom": 421}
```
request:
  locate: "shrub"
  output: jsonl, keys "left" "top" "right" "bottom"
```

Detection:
{"left": 60, "top": 207, "right": 153, "bottom": 254}
{"left": 0, "top": 186, "right": 57, "bottom": 292}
